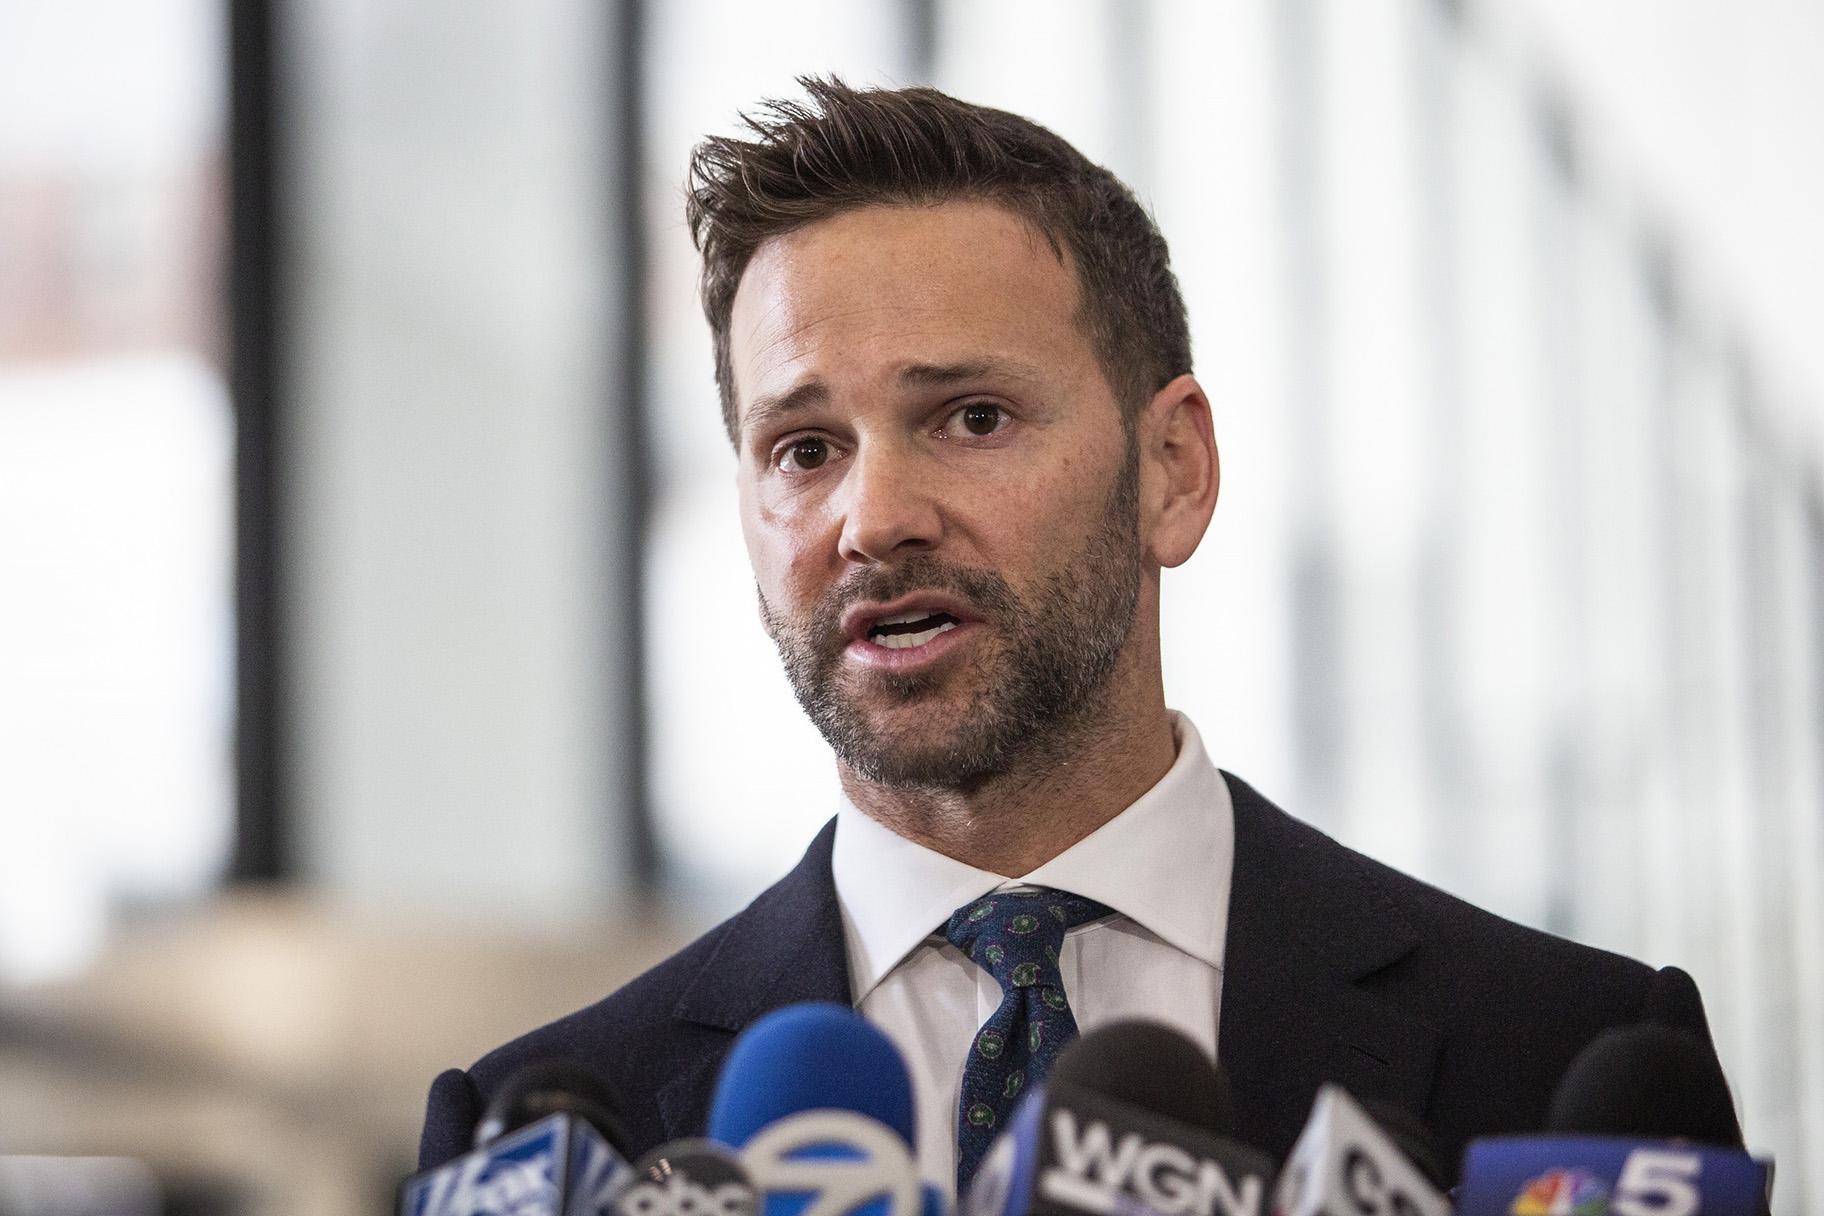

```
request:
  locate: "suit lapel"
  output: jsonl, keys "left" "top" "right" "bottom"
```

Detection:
{"left": 657, "top": 818, "right": 851, "bottom": 1133}
{"left": 654, "top": 783, "right": 1444, "bottom": 1151}
{"left": 1217, "top": 773, "right": 1442, "bottom": 1160}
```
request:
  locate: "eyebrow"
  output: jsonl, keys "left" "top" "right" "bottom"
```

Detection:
{"left": 897, "top": 357, "right": 1046, "bottom": 388}
{"left": 740, "top": 357, "right": 1046, "bottom": 441}
{"left": 741, "top": 380, "right": 831, "bottom": 441}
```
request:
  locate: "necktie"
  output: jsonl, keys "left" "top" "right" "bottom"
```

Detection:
{"left": 944, "top": 889, "right": 1114, "bottom": 1195}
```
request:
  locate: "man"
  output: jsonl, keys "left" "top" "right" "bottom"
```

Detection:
{"left": 417, "top": 78, "right": 1737, "bottom": 1190}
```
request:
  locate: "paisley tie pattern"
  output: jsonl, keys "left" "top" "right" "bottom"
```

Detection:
{"left": 944, "top": 889, "right": 1114, "bottom": 1195}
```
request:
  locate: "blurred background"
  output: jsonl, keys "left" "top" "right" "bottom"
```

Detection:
{"left": 2, "top": 0, "right": 1821, "bottom": 1211}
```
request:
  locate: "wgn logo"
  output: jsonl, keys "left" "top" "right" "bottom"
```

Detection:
{"left": 1038, "top": 1111, "right": 1263, "bottom": 1216}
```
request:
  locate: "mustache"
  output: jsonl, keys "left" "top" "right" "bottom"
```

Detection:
{"left": 813, "top": 558, "right": 1019, "bottom": 635}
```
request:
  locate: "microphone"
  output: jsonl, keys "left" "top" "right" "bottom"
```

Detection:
{"left": 1545, "top": 1023, "right": 1743, "bottom": 1147}
{"left": 1456, "top": 1025, "right": 1771, "bottom": 1216}
{"left": 707, "top": 1003, "right": 929, "bottom": 1216}
{"left": 963, "top": 1020, "right": 1276, "bottom": 1216}
{"left": 613, "top": 1139, "right": 758, "bottom": 1216}
{"left": 1270, "top": 1086, "right": 1449, "bottom": 1216}
{"left": 400, "top": 1060, "right": 637, "bottom": 1216}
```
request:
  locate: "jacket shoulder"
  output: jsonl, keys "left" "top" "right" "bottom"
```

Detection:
{"left": 1220, "top": 772, "right": 1728, "bottom": 1157}
{"left": 1225, "top": 770, "right": 1667, "bottom": 1006}
{"left": 417, "top": 916, "right": 736, "bottom": 1169}
{"left": 418, "top": 816, "right": 846, "bottom": 1170}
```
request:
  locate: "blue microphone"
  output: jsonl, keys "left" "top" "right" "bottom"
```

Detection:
{"left": 400, "top": 1060, "right": 636, "bottom": 1216}
{"left": 708, "top": 1003, "right": 936, "bottom": 1216}
{"left": 1457, "top": 1025, "right": 1771, "bottom": 1216}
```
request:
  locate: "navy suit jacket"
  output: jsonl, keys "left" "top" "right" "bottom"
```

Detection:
{"left": 417, "top": 772, "right": 1734, "bottom": 1181}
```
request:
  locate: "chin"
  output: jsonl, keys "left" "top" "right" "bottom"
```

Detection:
{"left": 834, "top": 704, "right": 1027, "bottom": 792}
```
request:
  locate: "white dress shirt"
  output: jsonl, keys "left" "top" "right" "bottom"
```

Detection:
{"left": 830, "top": 711, "right": 1234, "bottom": 1197}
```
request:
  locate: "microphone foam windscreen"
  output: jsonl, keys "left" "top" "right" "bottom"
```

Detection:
{"left": 1048, "top": 1020, "right": 1232, "bottom": 1137}
{"left": 475, "top": 1058, "right": 633, "bottom": 1152}
{"left": 707, "top": 1003, "right": 917, "bottom": 1147}
{"left": 1545, "top": 1024, "right": 1743, "bottom": 1147}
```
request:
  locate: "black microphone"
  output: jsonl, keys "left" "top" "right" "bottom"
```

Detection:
{"left": 1545, "top": 1024, "right": 1743, "bottom": 1147}
{"left": 472, "top": 1060, "right": 636, "bottom": 1154}
{"left": 1045, "top": 1021, "right": 1234, "bottom": 1136}
{"left": 400, "top": 1060, "right": 637, "bottom": 1216}
{"left": 1270, "top": 1086, "right": 1449, "bottom": 1216}
{"left": 1457, "top": 1025, "right": 1769, "bottom": 1216}
{"left": 964, "top": 1020, "right": 1276, "bottom": 1216}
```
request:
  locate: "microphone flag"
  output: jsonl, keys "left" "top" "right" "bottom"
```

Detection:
{"left": 1456, "top": 1135, "right": 1769, "bottom": 1216}
{"left": 1271, "top": 1085, "right": 1448, "bottom": 1216}
{"left": 400, "top": 1111, "right": 635, "bottom": 1216}
{"left": 964, "top": 1080, "right": 1274, "bottom": 1216}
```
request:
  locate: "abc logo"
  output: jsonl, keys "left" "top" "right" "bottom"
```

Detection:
{"left": 617, "top": 1172, "right": 754, "bottom": 1216}
{"left": 617, "top": 1143, "right": 757, "bottom": 1216}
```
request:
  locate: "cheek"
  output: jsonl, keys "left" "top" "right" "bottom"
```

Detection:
{"left": 1001, "top": 461, "right": 1104, "bottom": 537}
{"left": 742, "top": 496, "right": 834, "bottom": 603}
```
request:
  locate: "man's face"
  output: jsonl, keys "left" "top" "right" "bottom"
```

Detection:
{"left": 730, "top": 201, "right": 1146, "bottom": 790}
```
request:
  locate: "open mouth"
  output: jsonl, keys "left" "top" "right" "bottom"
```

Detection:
{"left": 866, "top": 610, "right": 962, "bottom": 650}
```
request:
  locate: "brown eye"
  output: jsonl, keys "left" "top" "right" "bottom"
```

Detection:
{"left": 786, "top": 438, "right": 829, "bottom": 470}
{"left": 957, "top": 403, "right": 1003, "bottom": 436}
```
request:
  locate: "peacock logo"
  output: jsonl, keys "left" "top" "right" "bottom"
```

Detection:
{"left": 1509, "top": 1168, "right": 1608, "bottom": 1216}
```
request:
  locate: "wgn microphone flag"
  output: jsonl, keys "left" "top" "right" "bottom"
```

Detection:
{"left": 707, "top": 1003, "right": 932, "bottom": 1216}
{"left": 401, "top": 1061, "right": 637, "bottom": 1216}
{"left": 964, "top": 1021, "right": 1276, "bottom": 1216}
{"left": 1272, "top": 1086, "right": 1449, "bottom": 1216}
{"left": 1456, "top": 1025, "right": 1771, "bottom": 1216}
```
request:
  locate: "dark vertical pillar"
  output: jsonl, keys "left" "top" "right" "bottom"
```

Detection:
{"left": 903, "top": 0, "right": 939, "bottom": 84}
{"left": 615, "top": 0, "right": 662, "bottom": 895}
{"left": 227, "top": 0, "right": 289, "bottom": 882}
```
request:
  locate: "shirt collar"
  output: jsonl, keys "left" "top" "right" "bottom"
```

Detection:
{"left": 831, "top": 712, "right": 1233, "bottom": 1002}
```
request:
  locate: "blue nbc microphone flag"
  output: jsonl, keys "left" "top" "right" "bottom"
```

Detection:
{"left": 1456, "top": 1135, "right": 1769, "bottom": 1216}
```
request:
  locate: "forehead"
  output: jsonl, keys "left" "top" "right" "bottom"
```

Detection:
{"left": 727, "top": 201, "right": 1095, "bottom": 426}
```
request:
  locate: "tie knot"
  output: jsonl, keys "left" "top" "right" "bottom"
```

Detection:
{"left": 943, "top": 890, "right": 1113, "bottom": 993}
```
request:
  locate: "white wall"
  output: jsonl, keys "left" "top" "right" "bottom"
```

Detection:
{"left": 284, "top": 1, "right": 633, "bottom": 923}
{"left": 1516, "top": 0, "right": 1824, "bottom": 445}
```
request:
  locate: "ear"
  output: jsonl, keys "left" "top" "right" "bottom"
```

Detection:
{"left": 1138, "top": 373, "right": 1219, "bottom": 569}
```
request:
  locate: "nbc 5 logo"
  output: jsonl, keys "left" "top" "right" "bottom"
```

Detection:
{"left": 1609, "top": 1149, "right": 1701, "bottom": 1216}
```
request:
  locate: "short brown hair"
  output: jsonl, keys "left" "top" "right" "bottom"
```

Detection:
{"left": 686, "top": 76, "right": 1192, "bottom": 443}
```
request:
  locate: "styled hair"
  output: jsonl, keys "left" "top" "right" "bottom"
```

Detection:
{"left": 685, "top": 76, "right": 1192, "bottom": 443}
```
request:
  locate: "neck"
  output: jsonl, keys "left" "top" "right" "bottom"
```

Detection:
{"left": 839, "top": 664, "right": 1177, "bottom": 876}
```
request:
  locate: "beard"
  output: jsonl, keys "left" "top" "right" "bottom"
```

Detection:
{"left": 757, "top": 444, "right": 1143, "bottom": 791}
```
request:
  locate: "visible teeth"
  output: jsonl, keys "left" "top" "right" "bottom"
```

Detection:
{"left": 875, "top": 610, "right": 940, "bottom": 627}
{"left": 878, "top": 620, "right": 958, "bottom": 649}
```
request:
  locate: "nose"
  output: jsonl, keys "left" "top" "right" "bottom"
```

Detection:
{"left": 836, "top": 443, "right": 942, "bottom": 564}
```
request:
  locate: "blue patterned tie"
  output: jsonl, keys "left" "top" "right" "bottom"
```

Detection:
{"left": 945, "top": 889, "right": 1114, "bottom": 1195}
